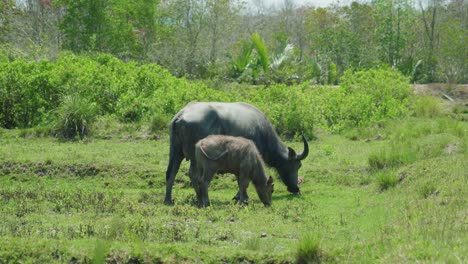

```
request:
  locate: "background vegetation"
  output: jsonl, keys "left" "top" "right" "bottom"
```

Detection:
{"left": 0, "top": 53, "right": 415, "bottom": 139}
{"left": 1, "top": 0, "right": 466, "bottom": 84}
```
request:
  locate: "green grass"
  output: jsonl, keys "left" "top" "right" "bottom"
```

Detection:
{"left": 0, "top": 116, "right": 466, "bottom": 263}
{"left": 296, "top": 234, "right": 324, "bottom": 263}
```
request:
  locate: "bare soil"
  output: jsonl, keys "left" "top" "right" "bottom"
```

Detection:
{"left": 413, "top": 83, "right": 468, "bottom": 102}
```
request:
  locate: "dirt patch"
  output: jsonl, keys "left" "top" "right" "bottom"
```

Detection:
{"left": 413, "top": 83, "right": 468, "bottom": 102}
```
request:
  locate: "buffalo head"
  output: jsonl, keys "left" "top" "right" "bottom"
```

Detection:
{"left": 278, "top": 134, "right": 309, "bottom": 194}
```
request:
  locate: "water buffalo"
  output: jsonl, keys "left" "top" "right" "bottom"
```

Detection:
{"left": 164, "top": 102, "right": 309, "bottom": 205}
{"left": 194, "top": 135, "right": 274, "bottom": 207}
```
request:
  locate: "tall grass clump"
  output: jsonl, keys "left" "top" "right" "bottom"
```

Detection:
{"left": 296, "top": 234, "right": 324, "bottom": 264}
{"left": 411, "top": 96, "right": 442, "bottom": 117}
{"left": 375, "top": 170, "right": 399, "bottom": 191}
{"left": 53, "top": 95, "right": 97, "bottom": 140}
{"left": 368, "top": 144, "right": 417, "bottom": 170}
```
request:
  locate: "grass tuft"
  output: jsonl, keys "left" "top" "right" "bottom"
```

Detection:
{"left": 296, "top": 234, "right": 324, "bottom": 264}
{"left": 53, "top": 95, "right": 98, "bottom": 140}
{"left": 375, "top": 170, "right": 399, "bottom": 191}
{"left": 418, "top": 181, "right": 438, "bottom": 199}
{"left": 368, "top": 146, "right": 417, "bottom": 170}
{"left": 243, "top": 237, "right": 261, "bottom": 251}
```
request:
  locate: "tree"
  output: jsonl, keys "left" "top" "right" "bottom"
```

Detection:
{"left": 372, "top": 0, "right": 415, "bottom": 69}
{"left": 57, "top": 0, "right": 108, "bottom": 52}
{"left": 0, "top": 0, "right": 14, "bottom": 43}
{"left": 419, "top": 0, "right": 441, "bottom": 82}
{"left": 435, "top": 0, "right": 467, "bottom": 83}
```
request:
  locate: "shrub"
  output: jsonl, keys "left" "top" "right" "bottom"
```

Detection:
{"left": 149, "top": 111, "right": 170, "bottom": 134}
{"left": 0, "top": 54, "right": 414, "bottom": 136}
{"left": 0, "top": 60, "right": 60, "bottom": 128}
{"left": 328, "top": 62, "right": 337, "bottom": 85}
{"left": 245, "top": 84, "right": 319, "bottom": 138}
{"left": 53, "top": 95, "right": 98, "bottom": 140}
{"left": 339, "top": 68, "right": 412, "bottom": 128}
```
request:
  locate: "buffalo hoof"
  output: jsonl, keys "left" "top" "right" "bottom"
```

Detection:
{"left": 287, "top": 185, "right": 300, "bottom": 194}
{"left": 164, "top": 199, "right": 175, "bottom": 206}
{"left": 236, "top": 199, "right": 249, "bottom": 206}
{"left": 197, "top": 201, "right": 211, "bottom": 208}
{"left": 232, "top": 193, "right": 240, "bottom": 201}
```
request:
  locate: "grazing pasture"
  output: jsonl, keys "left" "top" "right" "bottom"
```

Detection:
{"left": 0, "top": 115, "right": 466, "bottom": 263}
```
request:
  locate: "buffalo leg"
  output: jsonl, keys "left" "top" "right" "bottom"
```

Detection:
{"left": 190, "top": 163, "right": 203, "bottom": 206}
{"left": 199, "top": 182, "right": 210, "bottom": 207}
{"left": 199, "top": 170, "right": 214, "bottom": 207}
{"left": 164, "top": 152, "right": 183, "bottom": 205}
{"left": 237, "top": 176, "right": 250, "bottom": 205}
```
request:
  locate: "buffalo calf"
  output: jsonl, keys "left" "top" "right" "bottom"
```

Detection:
{"left": 193, "top": 135, "right": 274, "bottom": 207}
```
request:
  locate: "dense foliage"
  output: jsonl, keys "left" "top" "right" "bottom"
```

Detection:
{"left": 1, "top": 0, "right": 466, "bottom": 84}
{"left": 0, "top": 53, "right": 413, "bottom": 138}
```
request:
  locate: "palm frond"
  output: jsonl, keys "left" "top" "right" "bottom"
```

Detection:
{"left": 251, "top": 33, "right": 269, "bottom": 72}
{"left": 270, "top": 44, "right": 294, "bottom": 71}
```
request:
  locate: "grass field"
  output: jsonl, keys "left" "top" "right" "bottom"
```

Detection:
{"left": 0, "top": 115, "right": 466, "bottom": 263}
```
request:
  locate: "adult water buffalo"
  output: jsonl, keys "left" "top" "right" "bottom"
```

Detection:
{"left": 164, "top": 102, "right": 309, "bottom": 205}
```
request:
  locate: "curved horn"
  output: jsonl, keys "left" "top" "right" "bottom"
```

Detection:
{"left": 296, "top": 134, "right": 309, "bottom": 160}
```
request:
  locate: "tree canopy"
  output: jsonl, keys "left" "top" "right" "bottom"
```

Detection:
{"left": 1, "top": 0, "right": 466, "bottom": 83}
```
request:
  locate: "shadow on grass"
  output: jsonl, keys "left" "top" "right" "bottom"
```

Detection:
{"left": 272, "top": 193, "right": 303, "bottom": 202}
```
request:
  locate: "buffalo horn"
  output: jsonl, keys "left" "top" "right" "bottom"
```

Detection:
{"left": 296, "top": 134, "right": 309, "bottom": 160}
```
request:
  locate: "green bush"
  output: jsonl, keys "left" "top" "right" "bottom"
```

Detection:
{"left": 338, "top": 68, "right": 412, "bottom": 128}
{"left": 0, "top": 54, "right": 414, "bottom": 137}
{"left": 246, "top": 84, "right": 319, "bottom": 138}
{"left": 0, "top": 60, "right": 60, "bottom": 128}
{"left": 328, "top": 62, "right": 337, "bottom": 85}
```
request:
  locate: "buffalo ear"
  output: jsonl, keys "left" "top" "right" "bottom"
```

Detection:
{"left": 267, "top": 176, "right": 274, "bottom": 185}
{"left": 288, "top": 147, "right": 297, "bottom": 160}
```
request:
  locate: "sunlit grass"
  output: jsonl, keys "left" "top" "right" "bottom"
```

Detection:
{"left": 0, "top": 116, "right": 466, "bottom": 262}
